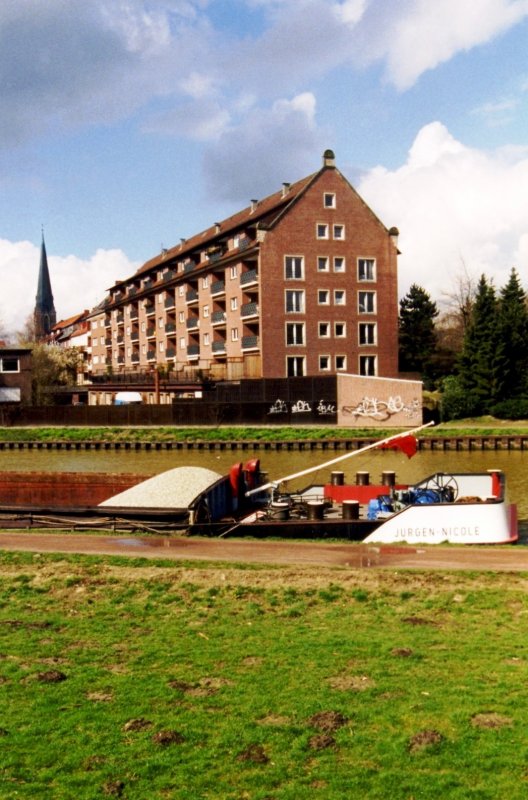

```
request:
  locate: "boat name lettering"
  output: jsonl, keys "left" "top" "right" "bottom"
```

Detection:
{"left": 395, "top": 526, "right": 481, "bottom": 538}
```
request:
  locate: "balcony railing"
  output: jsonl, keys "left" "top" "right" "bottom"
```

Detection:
{"left": 240, "top": 269, "right": 258, "bottom": 286}
{"left": 211, "top": 280, "right": 225, "bottom": 295}
{"left": 183, "top": 261, "right": 195, "bottom": 273}
{"left": 165, "top": 297, "right": 175, "bottom": 310}
{"left": 162, "top": 270, "right": 176, "bottom": 283}
{"left": 144, "top": 303, "right": 155, "bottom": 316}
{"left": 165, "top": 322, "right": 176, "bottom": 334}
{"left": 146, "top": 326, "right": 156, "bottom": 338}
{"left": 241, "top": 335, "right": 259, "bottom": 350}
{"left": 186, "top": 317, "right": 199, "bottom": 330}
{"left": 238, "top": 236, "right": 251, "bottom": 251}
{"left": 241, "top": 302, "right": 259, "bottom": 318}
{"left": 211, "top": 310, "right": 226, "bottom": 325}
{"left": 186, "top": 289, "right": 198, "bottom": 303}
{"left": 212, "top": 340, "right": 226, "bottom": 353}
{"left": 147, "top": 350, "right": 156, "bottom": 360}
{"left": 166, "top": 347, "right": 176, "bottom": 358}
{"left": 187, "top": 344, "right": 200, "bottom": 358}
{"left": 131, "top": 353, "right": 140, "bottom": 363}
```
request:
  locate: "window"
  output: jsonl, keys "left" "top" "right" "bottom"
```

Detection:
{"left": 333, "top": 256, "right": 345, "bottom": 273}
{"left": 159, "top": 341, "right": 164, "bottom": 352}
{"left": 179, "top": 285, "right": 185, "bottom": 296}
{"left": 230, "top": 297, "right": 238, "bottom": 311}
{"left": 202, "top": 276, "right": 209, "bottom": 288}
{"left": 333, "top": 224, "right": 345, "bottom": 240}
{"left": 286, "top": 322, "right": 305, "bottom": 346}
{"left": 334, "top": 290, "right": 346, "bottom": 305}
{"left": 358, "top": 258, "right": 376, "bottom": 281}
{"left": 317, "top": 256, "right": 329, "bottom": 272}
{"left": 141, "top": 321, "right": 146, "bottom": 332}
{"left": 358, "top": 291, "right": 376, "bottom": 313}
{"left": 359, "top": 322, "right": 376, "bottom": 345}
{"left": 179, "top": 311, "right": 185, "bottom": 322}
{"left": 158, "top": 318, "right": 164, "bottom": 328}
{"left": 319, "top": 355, "right": 331, "bottom": 371}
{"left": 285, "top": 290, "right": 305, "bottom": 313}
{"left": 334, "top": 322, "right": 346, "bottom": 337}
{"left": 287, "top": 356, "right": 305, "bottom": 376}
{"left": 231, "top": 328, "right": 239, "bottom": 341}
{"left": 316, "top": 223, "right": 329, "bottom": 239}
{"left": 0, "top": 357, "right": 19, "bottom": 373}
{"left": 230, "top": 265, "right": 238, "bottom": 279}
{"left": 359, "top": 355, "right": 377, "bottom": 376}
{"left": 335, "top": 355, "right": 347, "bottom": 371}
{"left": 318, "top": 290, "right": 329, "bottom": 305}
{"left": 324, "top": 192, "right": 336, "bottom": 208}
{"left": 203, "top": 305, "right": 209, "bottom": 318}
{"left": 180, "top": 337, "right": 186, "bottom": 350}
{"left": 285, "top": 255, "right": 304, "bottom": 280}
{"left": 203, "top": 333, "right": 210, "bottom": 346}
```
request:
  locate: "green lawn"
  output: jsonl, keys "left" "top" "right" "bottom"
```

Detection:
{"left": 1, "top": 552, "right": 527, "bottom": 799}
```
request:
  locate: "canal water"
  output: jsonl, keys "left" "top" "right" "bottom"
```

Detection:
{"left": 2, "top": 447, "right": 527, "bottom": 518}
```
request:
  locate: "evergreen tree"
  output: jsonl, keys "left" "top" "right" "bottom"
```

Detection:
{"left": 398, "top": 284, "right": 439, "bottom": 384}
{"left": 457, "top": 275, "right": 498, "bottom": 414}
{"left": 493, "top": 268, "right": 528, "bottom": 402}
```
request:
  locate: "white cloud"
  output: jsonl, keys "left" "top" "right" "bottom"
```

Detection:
{"left": 347, "top": 0, "right": 528, "bottom": 89}
{"left": 202, "top": 92, "right": 321, "bottom": 202}
{"left": 357, "top": 121, "right": 528, "bottom": 303}
{"left": 0, "top": 240, "right": 137, "bottom": 337}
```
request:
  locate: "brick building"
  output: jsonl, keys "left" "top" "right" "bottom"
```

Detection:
{"left": 89, "top": 150, "right": 399, "bottom": 402}
{"left": 0, "top": 347, "right": 32, "bottom": 406}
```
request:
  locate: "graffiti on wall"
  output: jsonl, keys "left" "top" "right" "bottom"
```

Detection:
{"left": 268, "top": 398, "right": 337, "bottom": 416}
{"left": 341, "top": 395, "right": 420, "bottom": 422}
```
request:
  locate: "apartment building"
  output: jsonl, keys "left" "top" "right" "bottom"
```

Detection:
{"left": 89, "top": 150, "right": 399, "bottom": 391}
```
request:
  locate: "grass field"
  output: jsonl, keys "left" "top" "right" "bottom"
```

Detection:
{"left": 1, "top": 551, "right": 528, "bottom": 799}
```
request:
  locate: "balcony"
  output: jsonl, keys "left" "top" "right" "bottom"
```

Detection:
{"left": 147, "top": 349, "right": 156, "bottom": 360}
{"left": 183, "top": 261, "right": 195, "bottom": 273}
{"left": 240, "top": 269, "right": 258, "bottom": 286}
{"left": 166, "top": 347, "right": 176, "bottom": 358}
{"left": 186, "top": 317, "right": 199, "bottom": 330}
{"left": 211, "top": 310, "right": 226, "bottom": 325}
{"left": 212, "top": 340, "right": 226, "bottom": 354}
{"left": 237, "top": 236, "right": 251, "bottom": 251}
{"left": 165, "top": 296, "right": 175, "bottom": 310}
{"left": 146, "top": 326, "right": 156, "bottom": 338}
{"left": 165, "top": 323, "right": 176, "bottom": 334}
{"left": 241, "top": 301, "right": 259, "bottom": 319}
{"left": 162, "top": 270, "right": 176, "bottom": 283}
{"left": 131, "top": 353, "right": 140, "bottom": 364}
{"left": 242, "top": 335, "right": 259, "bottom": 351}
{"left": 207, "top": 249, "right": 224, "bottom": 263}
{"left": 211, "top": 280, "right": 225, "bottom": 295}
{"left": 144, "top": 302, "right": 155, "bottom": 316}
{"left": 117, "top": 356, "right": 125, "bottom": 365}
{"left": 186, "top": 288, "right": 198, "bottom": 303}
{"left": 116, "top": 313, "right": 124, "bottom": 324}
{"left": 187, "top": 344, "right": 200, "bottom": 359}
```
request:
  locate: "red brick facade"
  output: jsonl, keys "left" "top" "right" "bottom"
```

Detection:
{"left": 89, "top": 151, "right": 399, "bottom": 399}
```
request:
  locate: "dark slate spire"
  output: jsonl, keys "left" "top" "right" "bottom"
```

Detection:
{"left": 34, "top": 232, "right": 57, "bottom": 339}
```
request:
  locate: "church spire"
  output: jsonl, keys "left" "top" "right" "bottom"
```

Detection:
{"left": 34, "top": 231, "right": 57, "bottom": 340}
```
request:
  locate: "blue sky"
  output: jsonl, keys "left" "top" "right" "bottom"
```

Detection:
{"left": 1, "top": 0, "right": 528, "bottom": 335}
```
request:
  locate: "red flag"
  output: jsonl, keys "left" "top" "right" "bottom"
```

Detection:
{"left": 379, "top": 434, "right": 418, "bottom": 459}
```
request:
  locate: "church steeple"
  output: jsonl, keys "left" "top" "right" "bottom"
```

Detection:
{"left": 34, "top": 232, "right": 56, "bottom": 340}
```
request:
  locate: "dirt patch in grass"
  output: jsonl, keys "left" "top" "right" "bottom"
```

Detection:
{"left": 402, "top": 616, "right": 438, "bottom": 626}
{"left": 391, "top": 647, "right": 414, "bottom": 657}
{"left": 123, "top": 718, "right": 152, "bottom": 732}
{"left": 471, "top": 712, "right": 513, "bottom": 729}
{"left": 152, "top": 730, "right": 185, "bottom": 746}
{"left": 408, "top": 729, "right": 444, "bottom": 753}
{"left": 237, "top": 744, "right": 269, "bottom": 764}
{"left": 257, "top": 714, "right": 292, "bottom": 726}
{"left": 308, "top": 710, "right": 348, "bottom": 733}
{"left": 36, "top": 669, "right": 67, "bottom": 683}
{"left": 309, "top": 733, "right": 336, "bottom": 750}
{"left": 327, "top": 674, "right": 374, "bottom": 691}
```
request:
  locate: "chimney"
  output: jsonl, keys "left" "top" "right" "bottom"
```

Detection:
{"left": 250, "top": 199, "right": 258, "bottom": 213}
{"left": 389, "top": 226, "right": 399, "bottom": 248}
{"left": 214, "top": 222, "right": 221, "bottom": 233}
{"left": 282, "top": 182, "right": 291, "bottom": 197}
{"left": 322, "top": 149, "right": 336, "bottom": 168}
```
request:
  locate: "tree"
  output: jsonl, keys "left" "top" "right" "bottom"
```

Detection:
{"left": 398, "top": 284, "right": 439, "bottom": 385}
{"left": 28, "top": 344, "right": 82, "bottom": 405}
{"left": 493, "top": 268, "right": 528, "bottom": 402}
{"left": 456, "top": 275, "right": 498, "bottom": 415}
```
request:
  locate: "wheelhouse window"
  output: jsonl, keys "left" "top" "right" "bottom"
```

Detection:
{"left": 358, "top": 258, "right": 376, "bottom": 281}
{"left": 284, "top": 255, "right": 304, "bottom": 280}
{"left": 286, "top": 322, "right": 305, "bottom": 346}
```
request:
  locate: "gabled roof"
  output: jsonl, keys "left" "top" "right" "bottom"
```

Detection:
{"left": 131, "top": 169, "right": 320, "bottom": 282}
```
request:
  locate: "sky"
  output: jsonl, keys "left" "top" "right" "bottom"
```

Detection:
{"left": 1, "top": 0, "right": 528, "bottom": 337}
